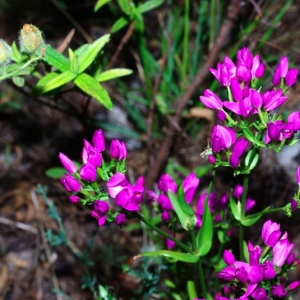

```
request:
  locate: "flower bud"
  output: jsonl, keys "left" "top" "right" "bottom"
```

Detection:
{"left": 80, "top": 163, "right": 97, "bottom": 182}
{"left": 0, "top": 39, "right": 11, "bottom": 65}
{"left": 59, "top": 152, "right": 77, "bottom": 174}
{"left": 20, "top": 24, "right": 45, "bottom": 53}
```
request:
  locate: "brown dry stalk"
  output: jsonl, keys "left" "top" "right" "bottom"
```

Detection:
{"left": 145, "top": 0, "right": 241, "bottom": 189}
{"left": 106, "top": 21, "right": 135, "bottom": 70}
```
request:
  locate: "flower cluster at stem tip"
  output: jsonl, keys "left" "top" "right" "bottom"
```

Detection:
{"left": 59, "top": 129, "right": 144, "bottom": 226}
{"left": 199, "top": 47, "right": 299, "bottom": 173}
{"left": 217, "top": 220, "right": 300, "bottom": 299}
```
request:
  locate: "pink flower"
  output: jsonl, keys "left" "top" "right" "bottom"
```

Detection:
{"left": 92, "top": 129, "right": 105, "bottom": 152}
{"left": 199, "top": 89, "right": 223, "bottom": 110}
{"left": 158, "top": 174, "right": 177, "bottom": 194}
{"left": 110, "top": 139, "right": 127, "bottom": 160}
{"left": 82, "top": 139, "right": 102, "bottom": 167}
{"left": 107, "top": 172, "right": 129, "bottom": 198}
{"left": 80, "top": 163, "right": 97, "bottom": 182}
{"left": 211, "top": 125, "right": 236, "bottom": 152}
{"left": 60, "top": 174, "right": 81, "bottom": 192}
{"left": 273, "top": 236, "right": 294, "bottom": 267}
{"left": 262, "top": 220, "right": 281, "bottom": 247}
{"left": 59, "top": 152, "right": 77, "bottom": 174}
{"left": 182, "top": 173, "right": 199, "bottom": 204}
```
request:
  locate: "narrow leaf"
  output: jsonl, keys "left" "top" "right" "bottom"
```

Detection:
{"left": 229, "top": 196, "right": 241, "bottom": 221}
{"left": 241, "top": 207, "right": 270, "bottom": 227}
{"left": 135, "top": 250, "right": 199, "bottom": 263}
{"left": 138, "top": 0, "right": 164, "bottom": 13}
{"left": 96, "top": 68, "right": 133, "bottom": 82}
{"left": 168, "top": 190, "right": 196, "bottom": 230}
{"left": 77, "top": 34, "right": 110, "bottom": 74}
{"left": 117, "top": 0, "right": 132, "bottom": 15}
{"left": 196, "top": 201, "right": 213, "bottom": 256}
{"left": 68, "top": 48, "right": 78, "bottom": 74}
{"left": 111, "top": 17, "right": 129, "bottom": 33}
{"left": 74, "top": 73, "right": 112, "bottom": 109}
{"left": 94, "top": 0, "right": 111, "bottom": 11}
{"left": 32, "top": 72, "right": 58, "bottom": 96}
{"left": 38, "top": 70, "right": 76, "bottom": 94}
{"left": 45, "top": 167, "right": 65, "bottom": 178}
{"left": 11, "top": 42, "right": 23, "bottom": 63}
{"left": 43, "top": 45, "right": 70, "bottom": 72}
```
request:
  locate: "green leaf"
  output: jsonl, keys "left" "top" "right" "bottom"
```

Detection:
{"left": 168, "top": 189, "right": 196, "bottom": 230}
{"left": 74, "top": 44, "right": 90, "bottom": 57}
{"left": 12, "top": 76, "right": 25, "bottom": 87}
{"left": 32, "top": 72, "right": 59, "bottom": 96}
{"left": 74, "top": 73, "right": 112, "bottom": 109}
{"left": 117, "top": 0, "right": 132, "bottom": 15}
{"left": 242, "top": 127, "right": 265, "bottom": 147}
{"left": 68, "top": 48, "right": 78, "bottom": 74}
{"left": 37, "top": 70, "right": 76, "bottom": 94}
{"left": 43, "top": 45, "right": 70, "bottom": 72}
{"left": 241, "top": 207, "right": 270, "bottom": 227}
{"left": 11, "top": 42, "right": 23, "bottom": 63}
{"left": 111, "top": 17, "right": 130, "bottom": 33}
{"left": 230, "top": 196, "right": 241, "bottom": 221}
{"left": 93, "top": 121, "right": 140, "bottom": 139}
{"left": 138, "top": 0, "right": 164, "bottom": 13}
{"left": 45, "top": 167, "right": 65, "bottom": 178}
{"left": 245, "top": 149, "right": 259, "bottom": 171}
{"left": 95, "top": 68, "right": 133, "bottom": 82}
{"left": 135, "top": 250, "right": 199, "bottom": 263}
{"left": 94, "top": 0, "right": 111, "bottom": 11}
{"left": 77, "top": 34, "right": 110, "bottom": 74}
{"left": 134, "top": 10, "right": 144, "bottom": 32}
{"left": 196, "top": 199, "right": 213, "bottom": 256}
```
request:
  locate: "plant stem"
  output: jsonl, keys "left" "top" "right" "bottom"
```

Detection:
{"left": 135, "top": 212, "right": 194, "bottom": 254}
{"left": 239, "top": 173, "right": 249, "bottom": 261}
{"left": 197, "top": 259, "right": 207, "bottom": 298}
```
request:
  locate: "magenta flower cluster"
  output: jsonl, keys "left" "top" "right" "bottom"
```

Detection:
{"left": 199, "top": 47, "right": 299, "bottom": 169}
{"left": 147, "top": 173, "right": 199, "bottom": 221}
{"left": 58, "top": 128, "right": 144, "bottom": 226}
{"left": 217, "top": 220, "right": 299, "bottom": 299}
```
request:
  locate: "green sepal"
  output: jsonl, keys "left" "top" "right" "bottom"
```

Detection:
{"left": 32, "top": 72, "right": 59, "bottom": 96}
{"left": 45, "top": 167, "right": 66, "bottom": 178}
{"left": 135, "top": 250, "right": 199, "bottom": 263}
{"left": 241, "top": 206, "right": 270, "bottom": 226}
{"left": 94, "top": 0, "right": 111, "bottom": 12}
{"left": 195, "top": 198, "right": 213, "bottom": 256}
{"left": 11, "top": 42, "right": 23, "bottom": 64}
{"left": 95, "top": 68, "right": 133, "bottom": 82}
{"left": 242, "top": 127, "right": 265, "bottom": 147}
{"left": 12, "top": 76, "right": 25, "bottom": 87}
{"left": 68, "top": 48, "right": 78, "bottom": 74}
{"left": 117, "top": 0, "right": 133, "bottom": 15}
{"left": 230, "top": 196, "right": 241, "bottom": 221}
{"left": 168, "top": 188, "right": 196, "bottom": 230}
{"left": 77, "top": 34, "right": 110, "bottom": 74}
{"left": 111, "top": 17, "right": 130, "bottom": 33}
{"left": 36, "top": 70, "right": 77, "bottom": 94}
{"left": 74, "top": 73, "right": 112, "bottom": 109}
{"left": 288, "top": 138, "right": 300, "bottom": 146}
{"left": 137, "top": 0, "right": 164, "bottom": 13}
{"left": 43, "top": 45, "right": 69, "bottom": 72}
{"left": 245, "top": 149, "right": 259, "bottom": 171}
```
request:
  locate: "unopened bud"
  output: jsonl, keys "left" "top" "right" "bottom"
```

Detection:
{"left": 20, "top": 24, "right": 45, "bottom": 53}
{"left": 0, "top": 39, "right": 11, "bottom": 65}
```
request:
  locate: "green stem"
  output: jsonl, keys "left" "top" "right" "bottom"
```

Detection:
{"left": 135, "top": 212, "right": 194, "bottom": 254}
{"left": 239, "top": 173, "right": 249, "bottom": 261}
{"left": 181, "top": 0, "right": 190, "bottom": 86}
{"left": 197, "top": 259, "right": 207, "bottom": 298}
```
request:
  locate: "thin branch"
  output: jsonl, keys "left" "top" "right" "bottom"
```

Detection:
{"left": 145, "top": 0, "right": 241, "bottom": 189}
{"left": 106, "top": 21, "right": 135, "bottom": 70}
